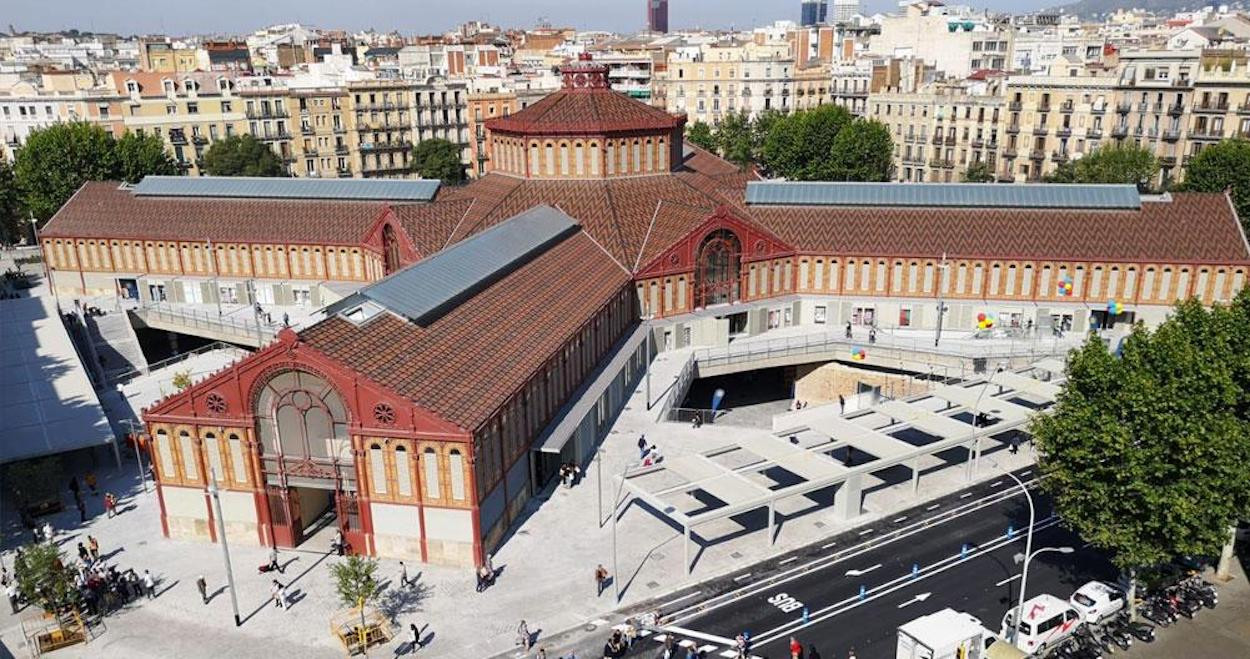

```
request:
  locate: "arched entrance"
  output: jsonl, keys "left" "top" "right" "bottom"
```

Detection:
{"left": 694, "top": 229, "right": 742, "bottom": 308}
{"left": 254, "top": 370, "right": 359, "bottom": 549}
{"left": 382, "top": 224, "right": 401, "bottom": 275}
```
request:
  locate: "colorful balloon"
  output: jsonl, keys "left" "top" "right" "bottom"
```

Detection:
{"left": 977, "top": 313, "right": 986, "bottom": 322}
{"left": 851, "top": 347, "right": 867, "bottom": 361}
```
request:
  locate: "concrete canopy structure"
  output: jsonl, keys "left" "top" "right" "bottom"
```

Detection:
{"left": 618, "top": 364, "right": 1063, "bottom": 573}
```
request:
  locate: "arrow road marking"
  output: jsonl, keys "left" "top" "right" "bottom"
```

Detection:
{"left": 845, "top": 563, "right": 882, "bottom": 577}
{"left": 897, "top": 592, "right": 932, "bottom": 608}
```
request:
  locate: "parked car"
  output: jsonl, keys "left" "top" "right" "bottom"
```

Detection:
{"left": 1000, "top": 594, "right": 1082, "bottom": 655}
{"left": 1070, "top": 581, "right": 1127, "bottom": 623}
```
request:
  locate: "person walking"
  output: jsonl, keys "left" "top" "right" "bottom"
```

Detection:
{"left": 400, "top": 561, "right": 410, "bottom": 587}
{"left": 1009, "top": 435, "right": 1021, "bottom": 455}
{"left": 6, "top": 581, "right": 19, "bottom": 614}
{"left": 76, "top": 498, "right": 87, "bottom": 523}
{"left": 334, "top": 529, "right": 345, "bottom": 556}
{"left": 142, "top": 569, "right": 156, "bottom": 599}
{"left": 847, "top": 648, "right": 857, "bottom": 659}
{"left": 104, "top": 492, "right": 117, "bottom": 518}
{"left": 808, "top": 644, "right": 822, "bottom": 659}
{"left": 280, "top": 582, "right": 292, "bottom": 610}
{"left": 84, "top": 472, "right": 98, "bottom": 495}
{"left": 409, "top": 622, "right": 421, "bottom": 654}
{"left": 267, "top": 547, "right": 282, "bottom": 573}
{"left": 595, "top": 564, "right": 609, "bottom": 596}
{"left": 271, "top": 580, "right": 284, "bottom": 609}
{"left": 516, "top": 619, "right": 531, "bottom": 650}
{"left": 77, "top": 542, "right": 89, "bottom": 563}
{"left": 637, "top": 435, "right": 648, "bottom": 460}
{"left": 845, "top": 321, "right": 853, "bottom": 339}
{"left": 196, "top": 575, "right": 208, "bottom": 604}
{"left": 87, "top": 535, "right": 100, "bottom": 562}
{"left": 41, "top": 522, "right": 53, "bottom": 543}
{"left": 69, "top": 476, "right": 80, "bottom": 498}
{"left": 789, "top": 636, "right": 802, "bottom": 659}
{"left": 838, "top": 394, "right": 845, "bottom": 415}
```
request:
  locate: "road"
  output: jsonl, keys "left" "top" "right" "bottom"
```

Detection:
{"left": 619, "top": 480, "right": 1118, "bottom": 659}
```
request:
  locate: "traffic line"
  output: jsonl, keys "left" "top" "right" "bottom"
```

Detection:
{"left": 991, "top": 480, "right": 1003, "bottom": 488}
{"left": 893, "top": 516, "right": 908, "bottom": 523}
{"left": 996, "top": 574, "right": 1022, "bottom": 586}
{"left": 778, "top": 557, "right": 798, "bottom": 565}
{"left": 960, "top": 492, "right": 974, "bottom": 498}
{"left": 926, "top": 503, "right": 941, "bottom": 511}
{"left": 660, "top": 592, "right": 700, "bottom": 607}
{"left": 845, "top": 563, "right": 882, "bottom": 577}
{"left": 821, "top": 541, "right": 838, "bottom": 550}
{"left": 748, "top": 516, "right": 1063, "bottom": 646}
{"left": 733, "top": 573, "right": 753, "bottom": 582}
{"left": 858, "top": 528, "right": 875, "bottom": 536}
{"left": 658, "top": 625, "right": 738, "bottom": 647}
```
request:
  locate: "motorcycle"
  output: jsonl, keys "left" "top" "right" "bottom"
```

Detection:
{"left": 1107, "top": 611, "right": 1155, "bottom": 643}
{"left": 1075, "top": 623, "right": 1115, "bottom": 655}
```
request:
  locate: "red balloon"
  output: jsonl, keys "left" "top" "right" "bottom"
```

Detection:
{"left": 977, "top": 313, "right": 986, "bottom": 321}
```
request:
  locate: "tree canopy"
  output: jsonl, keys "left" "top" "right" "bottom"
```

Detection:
{"left": 961, "top": 161, "right": 995, "bottom": 183}
{"left": 762, "top": 104, "right": 854, "bottom": 180}
{"left": 1179, "top": 138, "right": 1250, "bottom": 236}
{"left": 1031, "top": 290, "right": 1250, "bottom": 576}
{"left": 114, "top": 131, "right": 179, "bottom": 184}
{"left": 1044, "top": 143, "right": 1158, "bottom": 187}
{"left": 331, "top": 555, "right": 381, "bottom": 608}
{"left": 828, "top": 119, "right": 894, "bottom": 182}
{"left": 14, "top": 542, "right": 80, "bottom": 613}
{"left": 14, "top": 122, "right": 121, "bottom": 222}
{"left": 0, "top": 154, "right": 21, "bottom": 245}
{"left": 712, "top": 111, "right": 755, "bottom": 167}
{"left": 410, "top": 138, "right": 466, "bottom": 185}
{"left": 685, "top": 121, "right": 716, "bottom": 152}
{"left": 201, "top": 135, "right": 286, "bottom": 177}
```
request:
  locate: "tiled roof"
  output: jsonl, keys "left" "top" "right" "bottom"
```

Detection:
{"left": 41, "top": 182, "right": 386, "bottom": 244}
{"left": 485, "top": 87, "right": 683, "bottom": 136}
{"left": 391, "top": 199, "right": 476, "bottom": 256}
{"left": 299, "top": 230, "right": 630, "bottom": 430}
{"left": 749, "top": 192, "right": 1250, "bottom": 264}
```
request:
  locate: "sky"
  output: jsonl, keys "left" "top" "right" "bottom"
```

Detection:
{"left": 11, "top": 0, "right": 1058, "bottom": 37}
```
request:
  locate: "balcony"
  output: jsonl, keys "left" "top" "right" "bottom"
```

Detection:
{"left": 1091, "top": 105, "right": 1106, "bottom": 115}
{"left": 931, "top": 134, "right": 943, "bottom": 145}
{"left": 1087, "top": 128, "right": 1103, "bottom": 139}
{"left": 1038, "top": 102, "right": 1051, "bottom": 113}
{"left": 304, "top": 148, "right": 319, "bottom": 157}
{"left": 1189, "top": 128, "right": 1225, "bottom": 141}
{"left": 1002, "top": 147, "right": 1017, "bottom": 158}
{"left": 361, "top": 164, "right": 413, "bottom": 176}
{"left": 192, "top": 135, "right": 208, "bottom": 145}
{"left": 1194, "top": 100, "right": 1229, "bottom": 114}
{"left": 1029, "top": 149, "right": 1045, "bottom": 160}
{"left": 1008, "top": 100, "right": 1022, "bottom": 111}
{"left": 971, "top": 138, "right": 984, "bottom": 148}
{"left": 1032, "top": 126, "right": 1049, "bottom": 136}
{"left": 1051, "top": 150, "right": 1069, "bottom": 163}
{"left": 301, "top": 125, "right": 315, "bottom": 136}
{"left": 1169, "top": 103, "right": 1185, "bottom": 116}
{"left": 1111, "top": 125, "right": 1128, "bottom": 138}
{"left": 944, "top": 136, "right": 957, "bottom": 146}
{"left": 1116, "top": 101, "right": 1132, "bottom": 114}
{"left": 1059, "top": 100, "right": 1075, "bottom": 113}
{"left": 256, "top": 131, "right": 292, "bottom": 141}
{"left": 1006, "top": 123, "right": 1021, "bottom": 134}
{"left": 357, "top": 101, "right": 410, "bottom": 112}
{"left": 1137, "top": 102, "right": 1150, "bottom": 113}
{"left": 337, "top": 168, "right": 353, "bottom": 178}
{"left": 1163, "top": 128, "right": 1181, "bottom": 142}
{"left": 1237, "top": 102, "right": 1250, "bottom": 115}
{"left": 1160, "top": 155, "right": 1177, "bottom": 166}
{"left": 928, "top": 158, "right": 954, "bottom": 169}
{"left": 336, "top": 144, "right": 350, "bottom": 155}
{"left": 168, "top": 130, "right": 187, "bottom": 145}
{"left": 362, "top": 141, "right": 413, "bottom": 152}
{"left": 1056, "top": 126, "right": 1072, "bottom": 137}
{"left": 245, "top": 107, "right": 289, "bottom": 120}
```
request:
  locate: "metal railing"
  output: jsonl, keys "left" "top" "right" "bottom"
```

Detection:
{"left": 111, "top": 340, "right": 251, "bottom": 384}
{"left": 691, "top": 329, "right": 1076, "bottom": 373}
{"left": 658, "top": 353, "right": 698, "bottom": 422}
{"left": 135, "top": 303, "right": 280, "bottom": 343}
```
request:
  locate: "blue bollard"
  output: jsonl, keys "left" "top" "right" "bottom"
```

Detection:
{"left": 912, "top": 563, "right": 919, "bottom": 579}
{"left": 859, "top": 584, "right": 867, "bottom": 600}
{"left": 1007, "top": 524, "right": 1015, "bottom": 539}
{"left": 802, "top": 607, "right": 809, "bottom": 624}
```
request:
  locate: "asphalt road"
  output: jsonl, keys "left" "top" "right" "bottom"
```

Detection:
{"left": 623, "top": 488, "right": 1119, "bottom": 659}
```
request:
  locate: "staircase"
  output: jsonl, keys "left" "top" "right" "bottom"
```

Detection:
{"left": 84, "top": 310, "right": 149, "bottom": 382}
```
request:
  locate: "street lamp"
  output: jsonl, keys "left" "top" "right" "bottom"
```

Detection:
{"left": 641, "top": 314, "right": 654, "bottom": 410}
{"left": 969, "top": 364, "right": 1006, "bottom": 475}
{"left": 1010, "top": 545, "right": 1075, "bottom": 643}
{"left": 933, "top": 253, "right": 950, "bottom": 347}
{"left": 206, "top": 467, "right": 243, "bottom": 626}
{"left": 122, "top": 419, "right": 150, "bottom": 493}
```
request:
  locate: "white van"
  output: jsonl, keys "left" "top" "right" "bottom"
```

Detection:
{"left": 999, "top": 594, "right": 1082, "bottom": 655}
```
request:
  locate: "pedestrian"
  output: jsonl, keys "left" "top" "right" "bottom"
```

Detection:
{"left": 88, "top": 535, "right": 100, "bottom": 561}
{"left": 476, "top": 563, "right": 491, "bottom": 592}
{"left": 808, "top": 644, "right": 822, "bottom": 659}
{"left": 648, "top": 444, "right": 662, "bottom": 464}
{"left": 76, "top": 498, "right": 87, "bottom": 523}
{"left": 334, "top": 529, "right": 345, "bottom": 556}
{"left": 268, "top": 547, "right": 282, "bottom": 573}
{"left": 85, "top": 471, "right": 98, "bottom": 495}
{"left": 691, "top": 411, "right": 702, "bottom": 428}
{"left": 638, "top": 435, "right": 648, "bottom": 460}
{"left": 845, "top": 321, "right": 852, "bottom": 338}
{"left": 142, "top": 569, "right": 156, "bottom": 599}
{"left": 595, "top": 563, "right": 609, "bottom": 596}
{"left": 77, "top": 542, "right": 89, "bottom": 563}
{"left": 69, "top": 476, "right": 80, "bottom": 497}
{"left": 847, "top": 648, "right": 856, "bottom": 659}
{"left": 104, "top": 492, "right": 117, "bottom": 518}
{"left": 400, "top": 561, "right": 410, "bottom": 587}
{"left": 868, "top": 327, "right": 877, "bottom": 344}
{"left": 517, "top": 619, "right": 531, "bottom": 650}
{"left": 409, "top": 622, "right": 421, "bottom": 653}
{"left": 271, "top": 580, "right": 284, "bottom": 609}
{"left": 280, "top": 582, "right": 291, "bottom": 610}
{"left": 1009, "top": 435, "right": 1020, "bottom": 455}
{"left": 41, "top": 522, "right": 53, "bottom": 543}
{"left": 282, "top": 312, "right": 289, "bottom": 327}
{"left": 536, "top": 647, "right": 547, "bottom": 659}
{"left": 6, "top": 581, "right": 18, "bottom": 614}
{"left": 196, "top": 575, "right": 208, "bottom": 604}
{"left": 790, "top": 636, "right": 802, "bottom": 659}
{"left": 734, "top": 633, "right": 748, "bottom": 659}
{"left": 838, "top": 394, "right": 845, "bottom": 415}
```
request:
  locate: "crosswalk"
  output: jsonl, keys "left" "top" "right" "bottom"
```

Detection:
{"left": 615, "top": 625, "right": 763, "bottom": 658}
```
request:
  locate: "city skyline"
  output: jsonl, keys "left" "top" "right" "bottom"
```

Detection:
{"left": 10, "top": 0, "right": 1054, "bottom": 36}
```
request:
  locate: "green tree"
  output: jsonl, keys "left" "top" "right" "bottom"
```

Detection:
{"left": 1179, "top": 138, "right": 1250, "bottom": 236}
{"left": 751, "top": 109, "right": 784, "bottom": 163}
{"left": 171, "top": 369, "right": 193, "bottom": 391}
{"left": 1030, "top": 299, "right": 1250, "bottom": 610}
{"left": 0, "top": 153, "right": 22, "bottom": 245}
{"left": 114, "top": 131, "right": 178, "bottom": 184}
{"left": 14, "top": 542, "right": 81, "bottom": 613}
{"left": 685, "top": 121, "right": 716, "bottom": 152}
{"left": 961, "top": 161, "right": 995, "bottom": 183}
{"left": 1044, "top": 143, "right": 1158, "bottom": 188}
{"left": 331, "top": 555, "right": 383, "bottom": 650}
{"left": 713, "top": 111, "right": 755, "bottom": 167}
{"left": 14, "top": 122, "right": 119, "bottom": 222}
{"left": 762, "top": 105, "right": 855, "bottom": 180}
{"left": 829, "top": 119, "right": 894, "bottom": 182}
{"left": 201, "top": 135, "right": 286, "bottom": 177}
{"left": 410, "top": 138, "right": 466, "bottom": 185}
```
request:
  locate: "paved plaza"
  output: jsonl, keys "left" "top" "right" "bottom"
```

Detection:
{"left": 0, "top": 336, "right": 1045, "bottom": 658}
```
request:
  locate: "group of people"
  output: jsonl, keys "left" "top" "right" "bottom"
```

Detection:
{"left": 475, "top": 553, "right": 497, "bottom": 592}
{"left": 637, "top": 436, "right": 664, "bottom": 466}
{"left": 559, "top": 462, "right": 582, "bottom": 488}
{"left": 64, "top": 534, "right": 156, "bottom": 618}
{"left": 270, "top": 579, "right": 293, "bottom": 610}
{"left": 844, "top": 321, "right": 878, "bottom": 344}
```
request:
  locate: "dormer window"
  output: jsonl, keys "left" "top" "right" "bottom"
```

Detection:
{"left": 162, "top": 79, "right": 175, "bottom": 96}
{"left": 217, "top": 77, "right": 231, "bottom": 94}
{"left": 125, "top": 80, "right": 140, "bottom": 95}
{"left": 183, "top": 78, "right": 198, "bottom": 93}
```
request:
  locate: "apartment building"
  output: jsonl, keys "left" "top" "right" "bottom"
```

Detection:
{"left": 830, "top": 62, "right": 872, "bottom": 115}
{"left": 349, "top": 80, "right": 414, "bottom": 178}
{"left": 466, "top": 87, "right": 518, "bottom": 178}
{"left": 291, "top": 86, "right": 354, "bottom": 178}
{"left": 872, "top": 79, "right": 1006, "bottom": 183}
{"left": 1001, "top": 71, "right": 1118, "bottom": 182}
{"left": 111, "top": 71, "right": 249, "bottom": 176}
{"left": 1112, "top": 50, "right": 1198, "bottom": 188}
{"left": 868, "top": 1, "right": 1014, "bottom": 78}
{"left": 663, "top": 41, "right": 796, "bottom": 124}
{"left": 594, "top": 52, "right": 656, "bottom": 100}
{"left": 238, "top": 81, "right": 295, "bottom": 173}
{"left": 1, "top": 72, "right": 125, "bottom": 160}
{"left": 1187, "top": 50, "right": 1250, "bottom": 173}
{"left": 793, "top": 62, "right": 833, "bottom": 111}
{"left": 413, "top": 80, "right": 470, "bottom": 172}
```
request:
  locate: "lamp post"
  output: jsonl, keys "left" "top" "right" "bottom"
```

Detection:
{"left": 610, "top": 459, "right": 637, "bottom": 603}
{"left": 641, "top": 314, "right": 654, "bottom": 410}
{"left": 206, "top": 238, "right": 222, "bottom": 317}
{"left": 969, "top": 363, "right": 1005, "bottom": 475}
{"left": 123, "top": 419, "right": 150, "bottom": 493}
{"left": 1011, "top": 545, "right": 1075, "bottom": 643}
{"left": 206, "top": 467, "right": 242, "bottom": 626}
{"left": 933, "top": 252, "right": 950, "bottom": 347}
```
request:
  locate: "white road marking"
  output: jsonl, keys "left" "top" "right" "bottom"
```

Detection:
{"left": 661, "top": 592, "right": 699, "bottom": 607}
{"left": 659, "top": 626, "right": 739, "bottom": 646}
{"left": 779, "top": 557, "right": 798, "bottom": 565}
{"left": 845, "top": 563, "right": 882, "bottom": 577}
{"left": 897, "top": 592, "right": 932, "bottom": 608}
{"left": 653, "top": 634, "right": 668, "bottom": 642}
{"left": 858, "top": 528, "right": 875, "bottom": 536}
{"left": 680, "top": 640, "right": 696, "bottom": 648}
{"left": 698, "top": 645, "right": 719, "bottom": 653}
{"left": 1020, "top": 470, "right": 1033, "bottom": 477}
{"left": 894, "top": 516, "right": 908, "bottom": 523}
{"left": 733, "top": 573, "right": 752, "bottom": 582}
{"left": 926, "top": 503, "right": 941, "bottom": 511}
{"left": 960, "top": 492, "right": 974, "bottom": 498}
{"left": 991, "top": 480, "right": 1003, "bottom": 488}
{"left": 996, "top": 574, "right": 1022, "bottom": 586}
{"left": 590, "top": 618, "right": 608, "bottom": 626}
{"left": 719, "top": 651, "right": 737, "bottom": 658}
{"left": 749, "top": 516, "right": 1062, "bottom": 646}
{"left": 822, "top": 541, "right": 838, "bottom": 549}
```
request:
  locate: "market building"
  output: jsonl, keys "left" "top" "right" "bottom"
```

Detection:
{"left": 38, "top": 55, "right": 1250, "bottom": 569}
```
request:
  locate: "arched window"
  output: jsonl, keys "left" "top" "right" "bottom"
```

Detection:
{"left": 449, "top": 449, "right": 465, "bottom": 500}
{"left": 228, "top": 433, "right": 247, "bottom": 484}
{"left": 423, "top": 448, "right": 440, "bottom": 499}
{"left": 370, "top": 443, "right": 387, "bottom": 495}
{"left": 156, "top": 429, "right": 175, "bottom": 478}
{"left": 694, "top": 229, "right": 742, "bottom": 308}
{"left": 204, "top": 432, "right": 224, "bottom": 483}
{"left": 255, "top": 371, "right": 351, "bottom": 473}
{"left": 179, "top": 430, "right": 198, "bottom": 480}
{"left": 395, "top": 445, "right": 412, "bottom": 497}
{"left": 382, "top": 224, "right": 401, "bottom": 275}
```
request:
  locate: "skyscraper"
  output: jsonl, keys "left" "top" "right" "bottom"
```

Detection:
{"left": 648, "top": 0, "right": 669, "bottom": 33}
{"left": 831, "top": 0, "right": 860, "bottom": 22}
{"left": 800, "top": 0, "right": 828, "bottom": 26}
